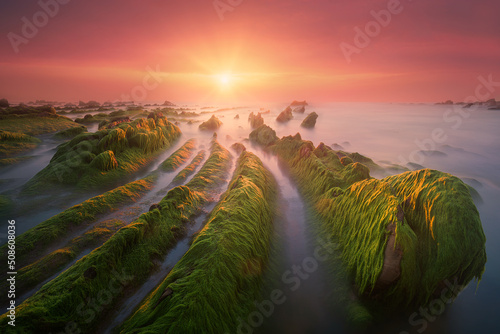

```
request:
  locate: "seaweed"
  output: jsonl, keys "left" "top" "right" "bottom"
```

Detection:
{"left": 0, "top": 175, "right": 156, "bottom": 266}
{"left": 121, "top": 151, "right": 278, "bottom": 333}
{"left": 172, "top": 149, "right": 206, "bottom": 183}
{"left": 199, "top": 115, "right": 222, "bottom": 131}
{"left": 22, "top": 117, "right": 181, "bottom": 193}
{"left": 253, "top": 129, "right": 486, "bottom": 317}
{"left": 0, "top": 131, "right": 41, "bottom": 158}
{"left": 160, "top": 138, "right": 197, "bottom": 172}
{"left": 0, "top": 140, "right": 233, "bottom": 333}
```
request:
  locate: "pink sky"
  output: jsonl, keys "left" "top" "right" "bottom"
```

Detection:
{"left": 0, "top": 0, "right": 499, "bottom": 104}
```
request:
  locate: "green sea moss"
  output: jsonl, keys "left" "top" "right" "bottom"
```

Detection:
{"left": 160, "top": 138, "right": 197, "bottom": 172}
{"left": 381, "top": 169, "right": 486, "bottom": 306}
{"left": 0, "top": 175, "right": 156, "bottom": 266}
{"left": 300, "top": 111, "right": 318, "bottom": 128}
{"left": 0, "top": 141, "right": 233, "bottom": 333}
{"left": 0, "top": 219, "right": 126, "bottom": 303}
{"left": 172, "top": 149, "right": 206, "bottom": 183}
{"left": 199, "top": 115, "right": 222, "bottom": 131}
{"left": 54, "top": 126, "right": 87, "bottom": 139}
{"left": 121, "top": 151, "right": 278, "bottom": 334}
{"left": 22, "top": 117, "right": 181, "bottom": 193}
{"left": 0, "top": 130, "right": 41, "bottom": 158}
{"left": 90, "top": 150, "right": 118, "bottom": 171}
{"left": 249, "top": 124, "right": 279, "bottom": 146}
{"left": 253, "top": 130, "right": 486, "bottom": 316}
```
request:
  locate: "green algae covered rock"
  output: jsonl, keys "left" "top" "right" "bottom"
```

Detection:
{"left": 199, "top": 115, "right": 222, "bottom": 131}
{"left": 252, "top": 128, "right": 486, "bottom": 315}
{"left": 121, "top": 150, "right": 278, "bottom": 333}
{"left": 248, "top": 111, "right": 264, "bottom": 129}
{"left": 276, "top": 106, "right": 293, "bottom": 123}
{"left": 23, "top": 117, "right": 181, "bottom": 192}
{"left": 301, "top": 111, "right": 318, "bottom": 128}
{"left": 89, "top": 150, "right": 118, "bottom": 171}
{"left": 249, "top": 124, "right": 279, "bottom": 146}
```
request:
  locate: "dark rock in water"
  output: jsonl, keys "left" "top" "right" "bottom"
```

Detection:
{"left": 276, "top": 107, "right": 293, "bottom": 123}
{"left": 163, "top": 100, "right": 176, "bottom": 106}
{"left": 292, "top": 106, "right": 305, "bottom": 113}
{"left": 417, "top": 150, "right": 447, "bottom": 157}
{"left": 301, "top": 112, "right": 318, "bottom": 128}
{"left": 0, "top": 98, "right": 9, "bottom": 108}
{"left": 407, "top": 162, "right": 425, "bottom": 171}
{"left": 199, "top": 115, "right": 222, "bottom": 131}
{"left": 249, "top": 124, "right": 278, "bottom": 146}
{"left": 248, "top": 112, "right": 264, "bottom": 128}
{"left": 231, "top": 142, "right": 246, "bottom": 154}
{"left": 290, "top": 100, "right": 308, "bottom": 107}
{"left": 342, "top": 141, "right": 351, "bottom": 148}
{"left": 84, "top": 267, "right": 97, "bottom": 280}
{"left": 149, "top": 204, "right": 161, "bottom": 212}
{"left": 332, "top": 143, "right": 344, "bottom": 150}
{"left": 340, "top": 156, "right": 353, "bottom": 166}
{"left": 234, "top": 114, "right": 240, "bottom": 119}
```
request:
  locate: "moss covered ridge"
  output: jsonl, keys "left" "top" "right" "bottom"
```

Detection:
{"left": 121, "top": 150, "right": 278, "bottom": 333}
{"left": 160, "top": 138, "right": 197, "bottom": 171}
{"left": 0, "top": 175, "right": 157, "bottom": 267}
{"left": 256, "top": 131, "right": 486, "bottom": 310}
{"left": 23, "top": 116, "right": 181, "bottom": 192}
{"left": 0, "top": 140, "right": 233, "bottom": 333}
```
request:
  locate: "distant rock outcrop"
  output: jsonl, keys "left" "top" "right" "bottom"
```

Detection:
{"left": 276, "top": 106, "right": 293, "bottom": 123}
{"left": 199, "top": 115, "right": 222, "bottom": 131}
{"left": 249, "top": 124, "right": 278, "bottom": 146}
{"left": 163, "top": 100, "right": 176, "bottom": 107}
{"left": 292, "top": 106, "right": 305, "bottom": 113}
{"left": 0, "top": 98, "right": 9, "bottom": 108}
{"left": 301, "top": 112, "right": 318, "bottom": 128}
{"left": 290, "top": 100, "right": 308, "bottom": 107}
{"left": 248, "top": 112, "right": 264, "bottom": 128}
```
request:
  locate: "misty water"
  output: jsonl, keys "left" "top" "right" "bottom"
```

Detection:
{"left": 1, "top": 102, "right": 499, "bottom": 333}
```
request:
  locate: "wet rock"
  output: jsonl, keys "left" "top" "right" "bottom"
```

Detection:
{"left": 301, "top": 112, "right": 318, "bottom": 128}
{"left": 248, "top": 112, "right": 264, "bottom": 128}
{"left": 148, "top": 111, "right": 165, "bottom": 119}
{"left": 231, "top": 142, "right": 246, "bottom": 154}
{"left": 290, "top": 100, "right": 308, "bottom": 107}
{"left": 332, "top": 143, "right": 344, "bottom": 150}
{"left": 292, "top": 106, "right": 305, "bottom": 113}
{"left": 84, "top": 267, "right": 97, "bottom": 280}
{"left": 149, "top": 203, "right": 161, "bottom": 211}
{"left": 249, "top": 125, "right": 278, "bottom": 146}
{"left": 163, "top": 100, "right": 176, "bottom": 106}
{"left": 234, "top": 114, "right": 240, "bottom": 119}
{"left": 0, "top": 98, "right": 9, "bottom": 108}
{"left": 199, "top": 115, "right": 222, "bottom": 131}
{"left": 376, "top": 223, "right": 403, "bottom": 289}
{"left": 276, "top": 107, "right": 293, "bottom": 123}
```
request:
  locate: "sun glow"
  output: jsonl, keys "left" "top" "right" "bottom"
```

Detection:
{"left": 216, "top": 73, "right": 233, "bottom": 89}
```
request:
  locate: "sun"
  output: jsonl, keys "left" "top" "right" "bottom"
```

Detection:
{"left": 216, "top": 73, "right": 233, "bottom": 89}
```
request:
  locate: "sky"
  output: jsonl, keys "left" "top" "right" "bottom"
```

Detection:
{"left": 0, "top": 0, "right": 499, "bottom": 104}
